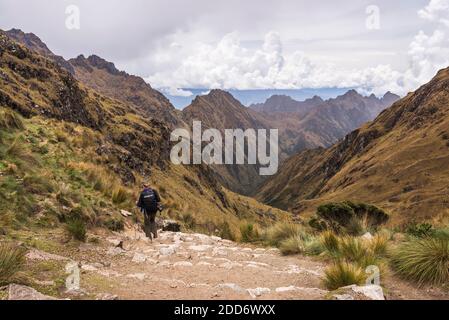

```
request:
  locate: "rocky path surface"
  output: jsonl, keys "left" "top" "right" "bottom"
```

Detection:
{"left": 76, "top": 227, "right": 329, "bottom": 300}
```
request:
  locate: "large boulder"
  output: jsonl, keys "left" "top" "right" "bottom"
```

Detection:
{"left": 7, "top": 284, "right": 61, "bottom": 300}
{"left": 331, "top": 285, "right": 385, "bottom": 300}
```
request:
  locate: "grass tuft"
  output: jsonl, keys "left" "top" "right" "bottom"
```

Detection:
{"left": 240, "top": 222, "right": 260, "bottom": 243}
{"left": 323, "top": 261, "right": 366, "bottom": 290}
{"left": 65, "top": 218, "right": 87, "bottom": 242}
{"left": 0, "top": 243, "right": 27, "bottom": 286}
{"left": 0, "top": 108, "right": 24, "bottom": 131}
{"left": 391, "top": 237, "right": 449, "bottom": 286}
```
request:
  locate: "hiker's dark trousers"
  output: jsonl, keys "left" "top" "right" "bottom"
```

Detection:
{"left": 143, "top": 211, "right": 157, "bottom": 239}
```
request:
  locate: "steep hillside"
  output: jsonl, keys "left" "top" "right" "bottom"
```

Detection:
{"left": 5, "top": 29, "right": 182, "bottom": 128}
{"left": 0, "top": 30, "right": 290, "bottom": 237}
{"left": 69, "top": 54, "right": 183, "bottom": 127}
{"left": 257, "top": 68, "right": 449, "bottom": 224}
{"left": 295, "top": 90, "right": 400, "bottom": 148}
{"left": 183, "top": 89, "right": 399, "bottom": 194}
{"left": 182, "top": 90, "right": 270, "bottom": 194}
{"left": 5, "top": 28, "right": 75, "bottom": 74}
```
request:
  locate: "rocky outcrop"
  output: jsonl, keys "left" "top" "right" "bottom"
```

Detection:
{"left": 6, "top": 284, "right": 61, "bottom": 300}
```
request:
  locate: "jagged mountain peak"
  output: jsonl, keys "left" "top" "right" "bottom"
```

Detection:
{"left": 70, "top": 54, "right": 122, "bottom": 76}
{"left": 5, "top": 28, "right": 75, "bottom": 74}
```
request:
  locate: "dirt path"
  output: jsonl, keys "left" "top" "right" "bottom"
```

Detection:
{"left": 16, "top": 225, "right": 447, "bottom": 300}
{"left": 76, "top": 227, "right": 329, "bottom": 300}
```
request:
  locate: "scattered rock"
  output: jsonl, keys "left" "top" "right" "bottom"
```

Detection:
{"left": 127, "top": 273, "right": 146, "bottom": 281}
{"left": 106, "top": 238, "right": 123, "bottom": 247}
{"left": 81, "top": 264, "right": 98, "bottom": 272}
{"left": 247, "top": 287, "right": 271, "bottom": 298}
{"left": 197, "top": 261, "right": 213, "bottom": 267}
{"left": 96, "top": 293, "right": 119, "bottom": 300}
{"left": 26, "top": 249, "right": 69, "bottom": 262}
{"left": 161, "top": 220, "right": 181, "bottom": 232}
{"left": 212, "top": 247, "right": 227, "bottom": 256}
{"left": 332, "top": 285, "right": 385, "bottom": 300}
{"left": 361, "top": 232, "right": 374, "bottom": 241}
{"left": 189, "top": 245, "right": 211, "bottom": 252}
{"left": 107, "top": 247, "right": 125, "bottom": 256}
{"left": 332, "top": 294, "right": 355, "bottom": 300}
{"left": 159, "top": 245, "right": 177, "bottom": 256}
{"left": 33, "top": 280, "right": 56, "bottom": 287}
{"left": 7, "top": 285, "right": 62, "bottom": 300}
{"left": 216, "top": 283, "right": 245, "bottom": 293}
{"left": 219, "top": 262, "right": 243, "bottom": 270}
{"left": 120, "top": 210, "right": 133, "bottom": 217}
{"left": 173, "top": 261, "right": 193, "bottom": 268}
{"left": 132, "top": 253, "right": 147, "bottom": 263}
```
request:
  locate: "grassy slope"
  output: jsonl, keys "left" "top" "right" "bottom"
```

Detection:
{"left": 0, "top": 31, "right": 290, "bottom": 239}
{"left": 257, "top": 68, "right": 449, "bottom": 225}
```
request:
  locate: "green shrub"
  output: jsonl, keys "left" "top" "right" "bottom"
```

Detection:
{"left": 265, "top": 222, "right": 302, "bottom": 246}
{"left": 104, "top": 217, "right": 125, "bottom": 232}
{"left": 181, "top": 213, "right": 196, "bottom": 230}
{"left": 0, "top": 108, "right": 24, "bottom": 131}
{"left": 313, "top": 201, "right": 389, "bottom": 235}
{"left": 240, "top": 223, "right": 260, "bottom": 243}
{"left": 391, "top": 237, "right": 449, "bottom": 286}
{"left": 65, "top": 218, "right": 87, "bottom": 242}
{"left": 0, "top": 243, "right": 26, "bottom": 285}
{"left": 112, "top": 187, "right": 128, "bottom": 205}
{"left": 339, "top": 237, "right": 366, "bottom": 263}
{"left": 279, "top": 236, "right": 305, "bottom": 255}
{"left": 433, "top": 227, "right": 449, "bottom": 240}
{"left": 5, "top": 136, "right": 38, "bottom": 165}
{"left": 219, "top": 221, "right": 236, "bottom": 241}
{"left": 323, "top": 261, "right": 366, "bottom": 290}
{"left": 23, "top": 174, "right": 54, "bottom": 195}
{"left": 406, "top": 222, "right": 435, "bottom": 238}
{"left": 320, "top": 231, "right": 340, "bottom": 256}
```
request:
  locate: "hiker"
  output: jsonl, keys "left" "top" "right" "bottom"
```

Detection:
{"left": 137, "top": 184, "right": 162, "bottom": 241}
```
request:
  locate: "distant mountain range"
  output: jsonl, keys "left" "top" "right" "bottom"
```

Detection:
{"left": 162, "top": 87, "right": 353, "bottom": 109}
{"left": 182, "top": 89, "right": 399, "bottom": 194}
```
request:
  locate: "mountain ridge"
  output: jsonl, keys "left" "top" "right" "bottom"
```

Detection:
{"left": 257, "top": 67, "right": 449, "bottom": 224}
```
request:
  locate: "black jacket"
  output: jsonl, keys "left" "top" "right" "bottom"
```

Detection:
{"left": 137, "top": 188, "right": 161, "bottom": 214}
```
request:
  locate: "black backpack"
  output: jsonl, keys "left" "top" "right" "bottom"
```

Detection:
{"left": 141, "top": 189, "right": 158, "bottom": 212}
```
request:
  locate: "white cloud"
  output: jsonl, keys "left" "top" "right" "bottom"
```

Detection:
{"left": 419, "top": 0, "right": 449, "bottom": 26}
{"left": 145, "top": 0, "right": 449, "bottom": 97}
{"left": 160, "top": 87, "right": 193, "bottom": 97}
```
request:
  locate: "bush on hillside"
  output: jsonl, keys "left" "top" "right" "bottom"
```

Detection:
{"left": 65, "top": 218, "right": 87, "bottom": 242}
{"left": 265, "top": 222, "right": 302, "bottom": 246}
{"left": 406, "top": 222, "right": 435, "bottom": 238}
{"left": 239, "top": 223, "right": 260, "bottom": 243}
{"left": 219, "top": 221, "right": 236, "bottom": 241}
{"left": 310, "top": 201, "right": 389, "bottom": 235}
{"left": 104, "top": 217, "right": 125, "bottom": 232}
{"left": 0, "top": 108, "right": 24, "bottom": 131}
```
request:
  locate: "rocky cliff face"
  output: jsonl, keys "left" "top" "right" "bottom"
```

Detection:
{"left": 5, "top": 28, "right": 75, "bottom": 74}
{"left": 257, "top": 68, "right": 449, "bottom": 224}
{"left": 68, "top": 54, "right": 183, "bottom": 128}
{"left": 5, "top": 28, "right": 183, "bottom": 128}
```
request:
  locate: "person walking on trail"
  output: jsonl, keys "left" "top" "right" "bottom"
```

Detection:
{"left": 137, "top": 184, "right": 162, "bottom": 241}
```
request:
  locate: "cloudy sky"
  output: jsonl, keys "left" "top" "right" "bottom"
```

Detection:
{"left": 1, "top": 0, "right": 449, "bottom": 96}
